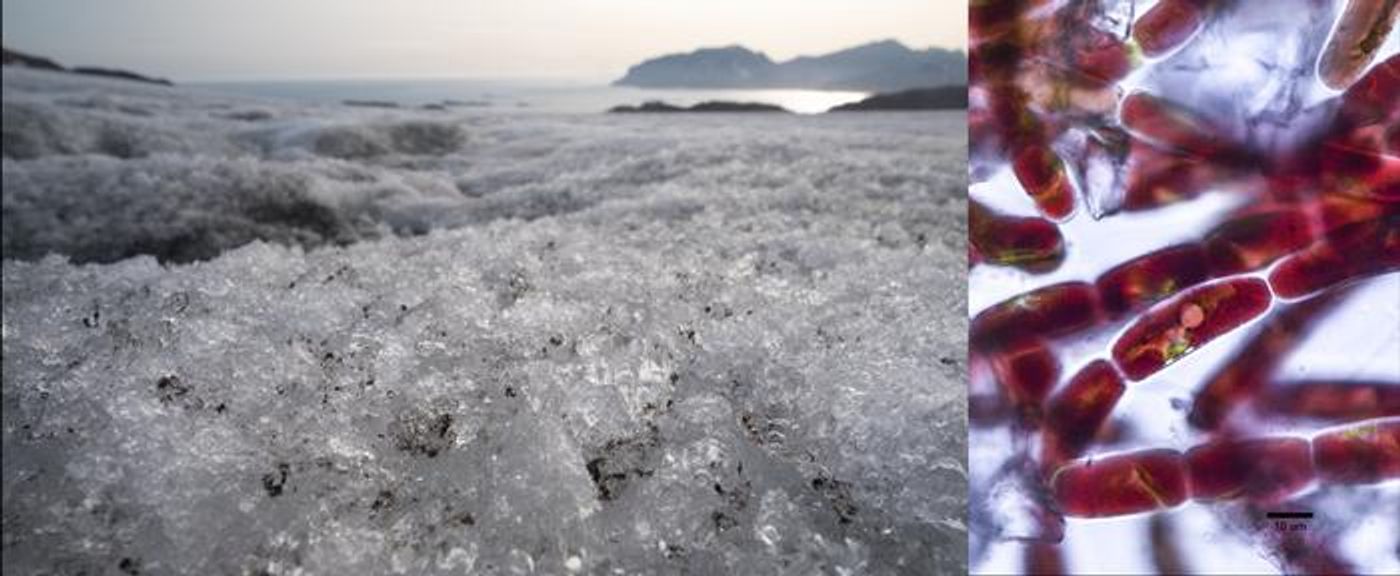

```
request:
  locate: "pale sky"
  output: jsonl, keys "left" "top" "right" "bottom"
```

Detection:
{"left": 1, "top": 0, "right": 967, "bottom": 82}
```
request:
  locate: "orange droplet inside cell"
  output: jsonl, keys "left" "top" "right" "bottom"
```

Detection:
{"left": 1180, "top": 304, "right": 1205, "bottom": 328}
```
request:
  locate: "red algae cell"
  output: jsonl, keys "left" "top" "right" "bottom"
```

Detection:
{"left": 1050, "top": 449, "right": 1188, "bottom": 518}
{"left": 970, "top": 199, "right": 1066, "bottom": 272}
{"left": 1012, "top": 144, "right": 1076, "bottom": 219}
{"left": 1267, "top": 215, "right": 1400, "bottom": 299}
{"left": 1111, "top": 278, "right": 1272, "bottom": 381}
{"left": 971, "top": 282, "right": 1102, "bottom": 350}
{"left": 991, "top": 338, "right": 1062, "bottom": 412}
{"left": 1259, "top": 380, "right": 1400, "bottom": 421}
{"left": 1203, "top": 208, "right": 1315, "bottom": 276}
{"left": 969, "top": 0, "right": 1400, "bottom": 571}
{"left": 1119, "top": 92, "right": 1244, "bottom": 164}
{"left": 1187, "top": 293, "right": 1345, "bottom": 431}
{"left": 1095, "top": 244, "right": 1211, "bottom": 318}
{"left": 1041, "top": 360, "right": 1125, "bottom": 467}
{"left": 1312, "top": 417, "right": 1400, "bottom": 485}
{"left": 1133, "top": 0, "right": 1212, "bottom": 57}
{"left": 1184, "top": 437, "right": 1315, "bottom": 503}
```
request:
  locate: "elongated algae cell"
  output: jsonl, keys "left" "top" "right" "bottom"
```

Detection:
{"left": 1133, "top": 0, "right": 1214, "bottom": 57}
{"left": 970, "top": 199, "right": 1066, "bottom": 271}
{"left": 969, "top": 0, "right": 1400, "bottom": 573}
{"left": 1184, "top": 437, "right": 1316, "bottom": 503}
{"left": 1319, "top": 0, "right": 1400, "bottom": 89}
{"left": 1258, "top": 380, "right": 1400, "bottom": 421}
{"left": 1312, "top": 417, "right": 1400, "bottom": 485}
{"left": 1040, "top": 360, "right": 1125, "bottom": 468}
{"left": 1111, "top": 278, "right": 1272, "bottom": 381}
{"left": 1095, "top": 243, "right": 1211, "bottom": 318}
{"left": 1050, "top": 449, "right": 1189, "bottom": 518}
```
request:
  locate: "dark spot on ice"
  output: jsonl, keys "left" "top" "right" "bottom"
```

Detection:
{"left": 81, "top": 302, "right": 101, "bottom": 328}
{"left": 454, "top": 511, "right": 476, "bottom": 526}
{"left": 118, "top": 557, "right": 141, "bottom": 575}
{"left": 262, "top": 462, "right": 290, "bottom": 498}
{"left": 155, "top": 375, "right": 191, "bottom": 406}
{"left": 811, "top": 474, "right": 859, "bottom": 524}
{"left": 504, "top": 386, "right": 517, "bottom": 398}
{"left": 585, "top": 426, "right": 661, "bottom": 502}
{"left": 940, "top": 356, "right": 957, "bottom": 366}
{"left": 712, "top": 511, "right": 739, "bottom": 532}
{"left": 390, "top": 411, "right": 456, "bottom": 457}
{"left": 371, "top": 490, "right": 395, "bottom": 512}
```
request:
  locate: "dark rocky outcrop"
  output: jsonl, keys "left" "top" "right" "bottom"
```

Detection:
{"left": 2, "top": 46, "right": 172, "bottom": 86}
{"left": 2, "top": 46, "right": 63, "bottom": 71}
{"left": 70, "top": 66, "right": 173, "bottom": 86}
{"left": 828, "top": 86, "right": 968, "bottom": 112}
{"left": 609, "top": 100, "right": 788, "bottom": 114}
{"left": 615, "top": 40, "right": 966, "bottom": 93}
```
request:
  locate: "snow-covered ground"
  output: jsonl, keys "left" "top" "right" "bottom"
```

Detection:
{"left": 2, "top": 68, "right": 968, "bottom": 575}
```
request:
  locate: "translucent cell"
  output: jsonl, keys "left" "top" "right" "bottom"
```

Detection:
{"left": 1318, "top": 0, "right": 1400, "bottom": 89}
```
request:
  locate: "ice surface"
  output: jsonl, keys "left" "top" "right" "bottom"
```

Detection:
{"left": 2, "top": 68, "right": 968, "bottom": 574}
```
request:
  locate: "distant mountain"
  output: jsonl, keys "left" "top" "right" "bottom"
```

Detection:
{"left": 609, "top": 100, "right": 789, "bottom": 114}
{"left": 615, "top": 40, "right": 966, "bottom": 92}
{"left": 828, "top": 86, "right": 968, "bottom": 112}
{"left": 2, "top": 46, "right": 172, "bottom": 86}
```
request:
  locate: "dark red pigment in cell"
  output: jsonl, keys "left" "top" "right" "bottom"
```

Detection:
{"left": 991, "top": 338, "right": 1063, "bottom": 420}
{"left": 1023, "top": 542, "right": 1066, "bottom": 575}
{"left": 1203, "top": 208, "right": 1315, "bottom": 276}
{"left": 1040, "top": 360, "right": 1125, "bottom": 469}
{"left": 1257, "top": 380, "right": 1400, "bottom": 422}
{"left": 969, "top": 1, "right": 1398, "bottom": 572}
{"left": 1184, "top": 437, "right": 1315, "bottom": 503}
{"left": 970, "top": 199, "right": 1066, "bottom": 271}
{"left": 971, "top": 282, "right": 1102, "bottom": 350}
{"left": 1012, "top": 144, "right": 1076, "bottom": 220}
{"left": 1050, "top": 449, "right": 1188, "bottom": 518}
{"left": 1312, "top": 417, "right": 1400, "bottom": 485}
{"left": 1095, "top": 243, "right": 1211, "bottom": 318}
{"left": 1268, "top": 215, "right": 1400, "bottom": 299}
{"left": 1188, "top": 293, "right": 1346, "bottom": 432}
{"left": 1111, "top": 278, "right": 1272, "bottom": 381}
{"left": 1120, "top": 91, "right": 1250, "bottom": 165}
{"left": 1133, "top": 0, "right": 1214, "bottom": 57}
